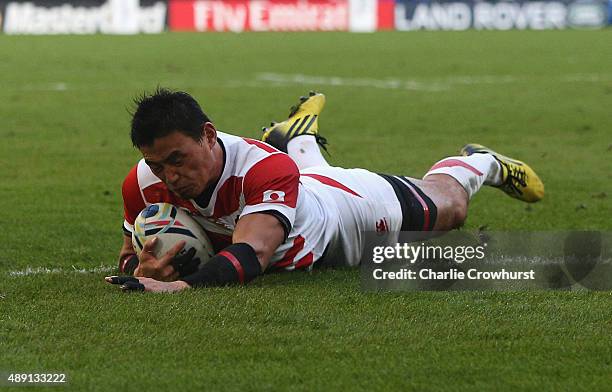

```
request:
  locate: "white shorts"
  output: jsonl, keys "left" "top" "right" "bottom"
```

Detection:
{"left": 300, "top": 166, "right": 403, "bottom": 267}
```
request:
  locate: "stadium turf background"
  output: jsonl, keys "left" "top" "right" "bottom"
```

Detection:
{"left": 1, "top": 31, "right": 611, "bottom": 390}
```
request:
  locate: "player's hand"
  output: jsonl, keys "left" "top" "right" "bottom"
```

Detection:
{"left": 105, "top": 276, "right": 191, "bottom": 293}
{"left": 133, "top": 237, "right": 185, "bottom": 281}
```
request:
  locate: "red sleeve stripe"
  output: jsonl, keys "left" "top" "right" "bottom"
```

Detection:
{"left": 243, "top": 154, "right": 299, "bottom": 208}
{"left": 301, "top": 174, "right": 362, "bottom": 198}
{"left": 294, "top": 252, "right": 314, "bottom": 269}
{"left": 274, "top": 235, "right": 305, "bottom": 269}
{"left": 218, "top": 250, "right": 245, "bottom": 284}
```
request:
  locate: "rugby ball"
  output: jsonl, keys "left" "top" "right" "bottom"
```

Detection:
{"left": 132, "top": 203, "right": 214, "bottom": 267}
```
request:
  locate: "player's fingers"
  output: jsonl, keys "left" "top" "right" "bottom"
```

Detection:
{"left": 141, "top": 237, "right": 158, "bottom": 255}
{"left": 105, "top": 276, "right": 140, "bottom": 285}
{"left": 160, "top": 240, "right": 186, "bottom": 266}
{"left": 120, "top": 281, "right": 145, "bottom": 292}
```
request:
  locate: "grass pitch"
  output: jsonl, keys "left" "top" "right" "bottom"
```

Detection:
{"left": 1, "top": 31, "right": 611, "bottom": 391}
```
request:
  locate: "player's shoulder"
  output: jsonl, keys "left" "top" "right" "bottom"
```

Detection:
{"left": 218, "top": 131, "right": 294, "bottom": 177}
{"left": 244, "top": 151, "right": 298, "bottom": 183}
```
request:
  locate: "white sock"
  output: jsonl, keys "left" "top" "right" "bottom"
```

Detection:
{"left": 423, "top": 154, "right": 502, "bottom": 199}
{"left": 287, "top": 135, "right": 330, "bottom": 170}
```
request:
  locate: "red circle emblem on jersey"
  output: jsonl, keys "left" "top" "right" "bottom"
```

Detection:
{"left": 269, "top": 192, "right": 279, "bottom": 200}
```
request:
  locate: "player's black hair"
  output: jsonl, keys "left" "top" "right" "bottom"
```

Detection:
{"left": 130, "top": 88, "right": 212, "bottom": 147}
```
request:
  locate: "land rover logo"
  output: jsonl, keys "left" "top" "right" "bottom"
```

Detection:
{"left": 568, "top": 0, "right": 607, "bottom": 28}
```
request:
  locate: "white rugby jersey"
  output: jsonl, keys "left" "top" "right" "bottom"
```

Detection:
{"left": 122, "top": 132, "right": 345, "bottom": 271}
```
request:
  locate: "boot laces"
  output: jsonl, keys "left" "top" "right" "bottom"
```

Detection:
{"left": 503, "top": 163, "right": 527, "bottom": 195}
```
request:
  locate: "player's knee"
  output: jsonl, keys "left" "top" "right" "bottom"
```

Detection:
{"left": 429, "top": 191, "right": 467, "bottom": 231}
{"left": 450, "top": 182, "right": 468, "bottom": 228}
{"left": 451, "top": 197, "right": 468, "bottom": 228}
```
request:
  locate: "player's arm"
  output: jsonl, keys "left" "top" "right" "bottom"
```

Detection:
{"left": 118, "top": 164, "right": 144, "bottom": 275}
{"left": 108, "top": 152, "right": 297, "bottom": 291}
{"left": 106, "top": 219, "right": 279, "bottom": 292}
{"left": 118, "top": 235, "right": 138, "bottom": 274}
{"left": 173, "top": 210, "right": 284, "bottom": 288}
{"left": 177, "top": 213, "right": 284, "bottom": 288}
{"left": 232, "top": 212, "right": 286, "bottom": 269}
{"left": 107, "top": 215, "right": 284, "bottom": 292}
{"left": 179, "top": 151, "right": 298, "bottom": 288}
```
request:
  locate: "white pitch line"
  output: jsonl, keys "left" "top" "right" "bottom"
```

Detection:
{"left": 6, "top": 72, "right": 611, "bottom": 94}
{"left": 561, "top": 73, "right": 612, "bottom": 82}
{"left": 6, "top": 265, "right": 114, "bottom": 277}
{"left": 17, "top": 82, "right": 69, "bottom": 92}
{"left": 256, "top": 72, "right": 450, "bottom": 91}
{"left": 256, "top": 72, "right": 612, "bottom": 92}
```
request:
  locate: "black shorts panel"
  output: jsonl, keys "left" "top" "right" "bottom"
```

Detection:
{"left": 378, "top": 174, "right": 437, "bottom": 231}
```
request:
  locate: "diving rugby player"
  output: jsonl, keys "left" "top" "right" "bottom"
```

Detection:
{"left": 106, "top": 89, "right": 544, "bottom": 292}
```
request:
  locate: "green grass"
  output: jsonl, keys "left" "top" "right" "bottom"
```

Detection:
{"left": 1, "top": 31, "right": 611, "bottom": 391}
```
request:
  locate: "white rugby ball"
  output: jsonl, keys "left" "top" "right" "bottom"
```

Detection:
{"left": 132, "top": 203, "right": 214, "bottom": 267}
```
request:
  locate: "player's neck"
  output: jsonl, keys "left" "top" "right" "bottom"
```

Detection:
{"left": 193, "top": 139, "right": 225, "bottom": 206}
{"left": 210, "top": 138, "right": 225, "bottom": 183}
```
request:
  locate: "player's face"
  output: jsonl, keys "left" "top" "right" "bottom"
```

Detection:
{"left": 140, "top": 124, "right": 221, "bottom": 199}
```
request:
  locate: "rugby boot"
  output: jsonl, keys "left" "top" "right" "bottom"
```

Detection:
{"left": 461, "top": 143, "right": 544, "bottom": 203}
{"left": 262, "top": 91, "right": 328, "bottom": 153}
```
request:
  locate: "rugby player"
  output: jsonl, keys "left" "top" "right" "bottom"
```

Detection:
{"left": 106, "top": 89, "right": 544, "bottom": 292}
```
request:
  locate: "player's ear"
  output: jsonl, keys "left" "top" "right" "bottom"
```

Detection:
{"left": 202, "top": 122, "right": 217, "bottom": 148}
